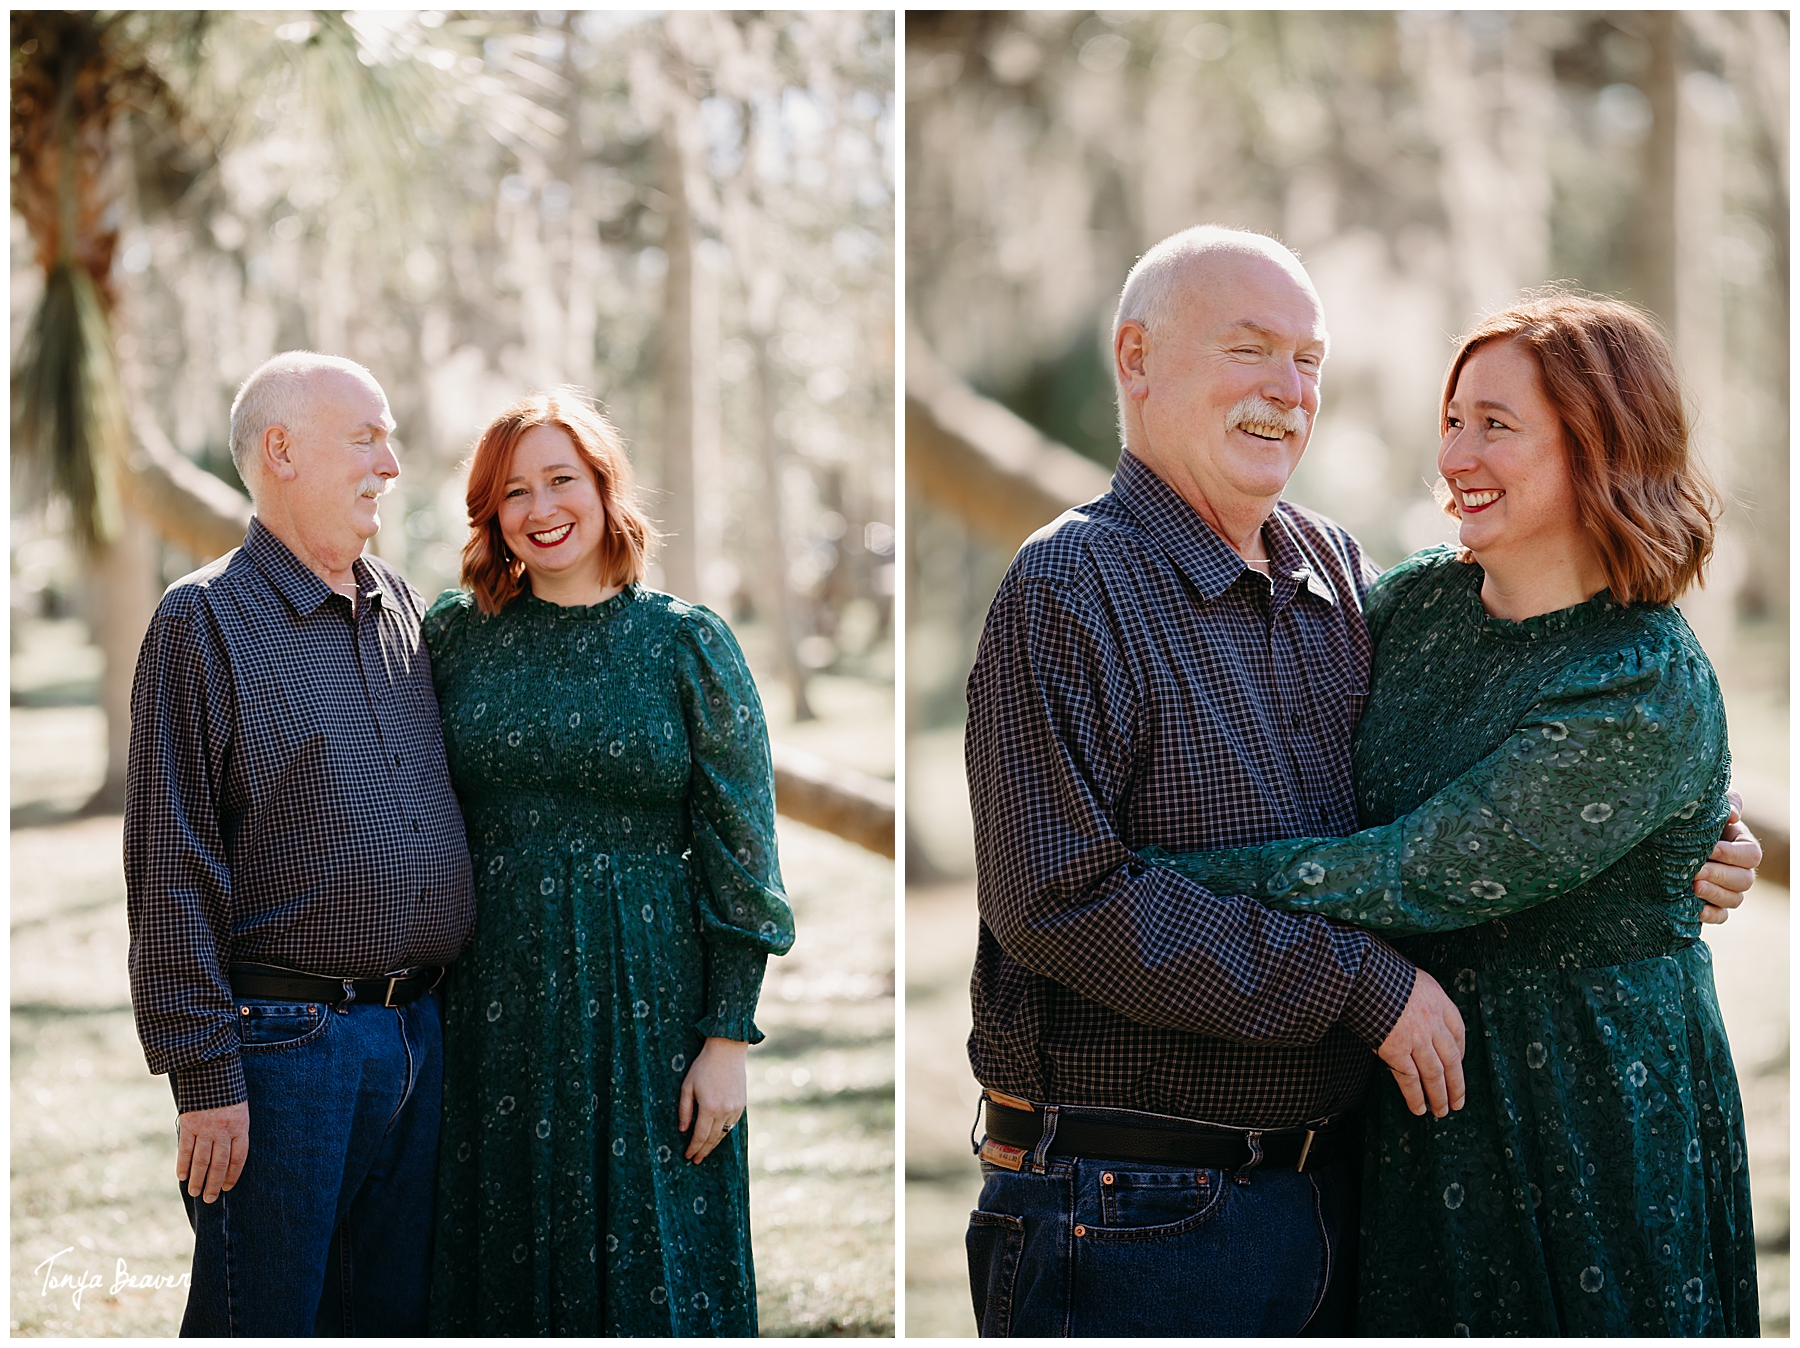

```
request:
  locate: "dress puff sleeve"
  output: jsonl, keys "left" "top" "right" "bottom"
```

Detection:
{"left": 421, "top": 588, "right": 475, "bottom": 699}
{"left": 676, "top": 605, "right": 796, "bottom": 1044}
{"left": 1145, "top": 637, "right": 1729, "bottom": 936}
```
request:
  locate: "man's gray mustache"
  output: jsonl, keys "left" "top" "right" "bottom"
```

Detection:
{"left": 1226, "top": 396, "right": 1308, "bottom": 438}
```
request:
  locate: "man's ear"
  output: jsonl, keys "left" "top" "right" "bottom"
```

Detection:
{"left": 1115, "top": 321, "right": 1151, "bottom": 403}
{"left": 263, "top": 425, "right": 299, "bottom": 484}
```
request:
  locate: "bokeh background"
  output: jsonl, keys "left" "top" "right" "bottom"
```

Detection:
{"left": 11, "top": 10, "right": 893, "bottom": 1335}
{"left": 903, "top": 11, "right": 1788, "bottom": 1336}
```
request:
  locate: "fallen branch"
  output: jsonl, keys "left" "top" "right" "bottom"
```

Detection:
{"left": 771, "top": 741, "right": 895, "bottom": 859}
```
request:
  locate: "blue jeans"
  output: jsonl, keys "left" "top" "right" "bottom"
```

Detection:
{"left": 177, "top": 991, "right": 443, "bottom": 1337}
{"left": 966, "top": 1147, "right": 1359, "bottom": 1336}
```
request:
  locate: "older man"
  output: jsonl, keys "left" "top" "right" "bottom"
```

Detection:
{"left": 125, "top": 351, "right": 473, "bottom": 1336}
{"left": 962, "top": 227, "right": 1756, "bottom": 1336}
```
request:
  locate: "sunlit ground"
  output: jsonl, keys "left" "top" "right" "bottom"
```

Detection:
{"left": 10, "top": 617, "right": 894, "bottom": 1337}
{"left": 904, "top": 620, "right": 1788, "bottom": 1337}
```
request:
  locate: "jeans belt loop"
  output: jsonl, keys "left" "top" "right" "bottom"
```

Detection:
{"left": 1031, "top": 1105, "right": 1060, "bottom": 1175}
{"left": 337, "top": 978, "right": 357, "bottom": 1013}
{"left": 1234, "top": 1129, "right": 1264, "bottom": 1184}
{"left": 970, "top": 1092, "right": 988, "bottom": 1158}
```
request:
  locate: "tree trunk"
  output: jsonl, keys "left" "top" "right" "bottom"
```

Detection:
{"left": 1635, "top": 11, "right": 1680, "bottom": 327}
{"left": 78, "top": 408, "right": 254, "bottom": 814}
{"left": 84, "top": 502, "right": 162, "bottom": 811}
{"left": 751, "top": 328, "right": 816, "bottom": 720}
{"left": 657, "top": 104, "right": 721, "bottom": 608}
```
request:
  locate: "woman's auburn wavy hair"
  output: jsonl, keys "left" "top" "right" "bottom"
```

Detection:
{"left": 1438, "top": 289, "right": 1721, "bottom": 607}
{"left": 461, "top": 390, "right": 656, "bottom": 616}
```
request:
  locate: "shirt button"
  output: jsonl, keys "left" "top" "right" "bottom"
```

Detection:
{"left": 411, "top": 820, "right": 421, "bottom": 833}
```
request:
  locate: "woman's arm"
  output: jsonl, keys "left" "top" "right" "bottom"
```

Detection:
{"left": 1148, "top": 642, "right": 1728, "bottom": 935}
{"left": 676, "top": 606, "right": 795, "bottom": 1048}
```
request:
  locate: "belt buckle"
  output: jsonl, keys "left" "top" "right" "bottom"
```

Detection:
{"left": 381, "top": 968, "right": 414, "bottom": 1008}
{"left": 1296, "top": 1128, "right": 1317, "bottom": 1173}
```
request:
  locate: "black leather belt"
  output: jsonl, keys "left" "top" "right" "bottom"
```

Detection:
{"left": 982, "top": 1096, "right": 1353, "bottom": 1173}
{"left": 228, "top": 962, "right": 444, "bottom": 1009}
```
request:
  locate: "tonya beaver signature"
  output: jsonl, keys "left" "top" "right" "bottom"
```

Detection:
{"left": 34, "top": 1246, "right": 191, "bottom": 1310}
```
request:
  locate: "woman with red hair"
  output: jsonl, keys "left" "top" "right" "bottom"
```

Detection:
{"left": 422, "top": 391, "right": 794, "bottom": 1335}
{"left": 1151, "top": 293, "right": 1757, "bottom": 1335}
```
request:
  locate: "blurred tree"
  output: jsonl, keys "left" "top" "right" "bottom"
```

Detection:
{"left": 12, "top": 12, "right": 240, "bottom": 811}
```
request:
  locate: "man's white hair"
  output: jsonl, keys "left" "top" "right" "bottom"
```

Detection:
{"left": 1110, "top": 226, "right": 1321, "bottom": 442}
{"left": 228, "top": 351, "right": 385, "bottom": 498}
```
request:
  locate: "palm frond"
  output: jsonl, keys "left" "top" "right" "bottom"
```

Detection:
{"left": 12, "top": 262, "right": 127, "bottom": 551}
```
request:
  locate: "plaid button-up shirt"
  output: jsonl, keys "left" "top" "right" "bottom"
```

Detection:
{"left": 125, "top": 518, "right": 474, "bottom": 1112}
{"left": 965, "top": 451, "right": 1415, "bottom": 1130}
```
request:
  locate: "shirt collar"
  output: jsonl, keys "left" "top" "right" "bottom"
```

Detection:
{"left": 243, "top": 516, "right": 389, "bottom": 617}
{"left": 1112, "top": 451, "right": 1336, "bottom": 607}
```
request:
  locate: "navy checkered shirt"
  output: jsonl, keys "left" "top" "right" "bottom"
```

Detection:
{"left": 965, "top": 450, "right": 1417, "bottom": 1130}
{"left": 125, "top": 518, "right": 474, "bottom": 1112}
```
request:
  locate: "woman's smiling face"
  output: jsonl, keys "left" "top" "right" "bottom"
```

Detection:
{"left": 497, "top": 423, "right": 608, "bottom": 593}
{"left": 1437, "top": 338, "right": 1587, "bottom": 566}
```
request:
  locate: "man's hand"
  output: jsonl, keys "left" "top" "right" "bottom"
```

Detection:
{"left": 1377, "top": 971, "right": 1466, "bottom": 1118}
{"left": 678, "top": 1037, "right": 747, "bottom": 1164}
{"left": 1696, "top": 795, "right": 1760, "bottom": 924}
{"left": 177, "top": 1102, "right": 250, "bottom": 1204}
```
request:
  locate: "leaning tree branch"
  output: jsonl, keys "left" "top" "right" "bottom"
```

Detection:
{"left": 118, "top": 412, "right": 252, "bottom": 561}
{"left": 904, "top": 322, "right": 1111, "bottom": 551}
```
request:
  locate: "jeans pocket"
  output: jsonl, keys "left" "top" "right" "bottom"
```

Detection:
{"left": 236, "top": 1000, "right": 331, "bottom": 1053}
{"left": 966, "top": 1209, "right": 1025, "bottom": 1337}
{"left": 1096, "top": 1166, "right": 1217, "bottom": 1229}
{"left": 1072, "top": 1169, "right": 1323, "bottom": 1336}
{"left": 1090, "top": 1166, "right": 1223, "bottom": 1237}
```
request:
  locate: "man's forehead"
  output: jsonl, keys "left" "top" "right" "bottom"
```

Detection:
{"left": 1180, "top": 252, "right": 1324, "bottom": 330}
{"left": 312, "top": 368, "right": 392, "bottom": 421}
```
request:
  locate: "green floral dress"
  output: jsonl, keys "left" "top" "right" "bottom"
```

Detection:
{"left": 423, "top": 582, "right": 794, "bottom": 1336}
{"left": 1149, "top": 547, "right": 1756, "bottom": 1336}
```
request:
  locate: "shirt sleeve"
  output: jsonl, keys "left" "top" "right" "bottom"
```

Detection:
{"left": 676, "top": 605, "right": 796, "bottom": 1045}
{"left": 123, "top": 606, "right": 245, "bottom": 1112}
{"left": 1143, "top": 640, "right": 1729, "bottom": 936}
{"left": 966, "top": 572, "right": 1415, "bottom": 1051}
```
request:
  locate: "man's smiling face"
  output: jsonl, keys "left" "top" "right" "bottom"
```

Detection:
{"left": 1134, "top": 250, "right": 1328, "bottom": 511}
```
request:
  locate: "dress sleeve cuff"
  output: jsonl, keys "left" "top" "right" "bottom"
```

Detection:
{"left": 693, "top": 1014, "right": 765, "bottom": 1045}
{"left": 172, "top": 1054, "right": 247, "bottom": 1113}
{"left": 1336, "top": 937, "right": 1416, "bottom": 1051}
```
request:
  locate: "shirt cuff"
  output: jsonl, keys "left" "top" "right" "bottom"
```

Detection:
{"left": 173, "top": 1054, "right": 247, "bottom": 1113}
{"left": 1335, "top": 937, "right": 1416, "bottom": 1051}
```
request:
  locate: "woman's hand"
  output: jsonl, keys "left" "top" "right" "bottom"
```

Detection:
{"left": 679, "top": 1036, "right": 748, "bottom": 1163}
{"left": 1696, "top": 794, "right": 1761, "bottom": 924}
